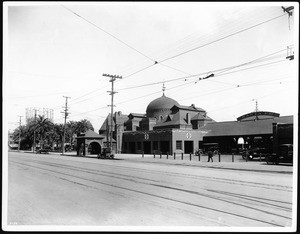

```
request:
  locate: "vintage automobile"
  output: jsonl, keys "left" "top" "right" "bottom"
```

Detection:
{"left": 36, "top": 148, "right": 50, "bottom": 154}
{"left": 97, "top": 147, "right": 114, "bottom": 159}
{"left": 242, "top": 147, "right": 269, "bottom": 160}
{"left": 266, "top": 144, "right": 293, "bottom": 165}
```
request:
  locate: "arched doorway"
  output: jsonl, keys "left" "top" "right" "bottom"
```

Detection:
{"left": 89, "top": 142, "right": 101, "bottom": 155}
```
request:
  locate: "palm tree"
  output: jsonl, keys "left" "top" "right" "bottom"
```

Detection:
{"left": 75, "top": 119, "right": 94, "bottom": 135}
{"left": 66, "top": 121, "right": 77, "bottom": 144}
{"left": 49, "top": 123, "right": 64, "bottom": 150}
{"left": 34, "top": 115, "right": 54, "bottom": 149}
{"left": 12, "top": 125, "right": 29, "bottom": 150}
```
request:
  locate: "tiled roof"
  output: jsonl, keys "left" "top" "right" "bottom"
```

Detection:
{"left": 100, "top": 113, "right": 129, "bottom": 131}
{"left": 191, "top": 112, "right": 214, "bottom": 121}
{"left": 201, "top": 115, "right": 293, "bottom": 137}
{"left": 128, "top": 113, "right": 146, "bottom": 118}
{"left": 171, "top": 104, "right": 205, "bottom": 112}
{"left": 76, "top": 130, "right": 105, "bottom": 139}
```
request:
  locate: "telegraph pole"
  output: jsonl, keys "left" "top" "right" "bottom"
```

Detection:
{"left": 61, "top": 96, "right": 71, "bottom": 155}
{"left": 255, "top": 100, "right": 258, "bottom": 120}
{"left": 103, "top": 73, "right": 122, "bottom": 153}
{"left": 33, "top": 109, "right": 37, "bottom": 152}
{"left": 18, "top": 115, "right": 23, "bottom": 151}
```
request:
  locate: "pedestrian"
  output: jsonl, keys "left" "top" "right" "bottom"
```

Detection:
{"left": 207, "top": 148, "right": 213, "bottom": 162}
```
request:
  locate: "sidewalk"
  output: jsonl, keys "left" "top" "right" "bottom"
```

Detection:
{"left": 16, "top": 150, "right": 293, "bottom": 174}
{"left": 114, "top": 153, "right": 294, "bottom": 174}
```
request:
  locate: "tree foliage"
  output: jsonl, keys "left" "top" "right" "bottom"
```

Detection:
{"left": 12, "top": 118, "right": 95, "bottom": 151}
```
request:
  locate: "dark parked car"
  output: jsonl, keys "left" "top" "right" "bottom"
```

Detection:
{"left": 266, "top": 144, "right": 293, "bottom": 165}
{"left": 36, "top": 145, "right": 52, "bottom": 154}
{"left": 242, "top": 147, "right": 269, "bottom": 160}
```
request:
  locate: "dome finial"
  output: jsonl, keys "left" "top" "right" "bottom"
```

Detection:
{"left": 162, "top": 83, "right": 166, "bottom": 96}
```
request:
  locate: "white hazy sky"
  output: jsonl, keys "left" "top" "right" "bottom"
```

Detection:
{"left": 3, "top": 2, "right": 299, "bottom": 133}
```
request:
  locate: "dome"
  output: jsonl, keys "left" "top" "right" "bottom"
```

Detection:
{"left": 146, "top": 94, "right": 179, "bottom": 118}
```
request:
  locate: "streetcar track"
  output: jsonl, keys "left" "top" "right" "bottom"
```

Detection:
{"left": 54, "top": 175, "right": 232, "bottom": 226}
{"left": 9, "top": 157, "right": 294, "bottom": 211}
{"left": 11, "top": 158, "right": 293, "bottom": 214}
{"left": 9, "top": 156, "right": 293, "bottom": 192}
{"left": 207, "top": 189, "right": 292, "bottom": 206}
{"left": 149, "top": 184, "right": 292, "bottom": 218}
{"left": 10, "top": 160, "right": 291, "bottom": 226}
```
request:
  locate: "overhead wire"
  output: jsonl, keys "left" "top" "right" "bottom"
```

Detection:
{"left": 120, "top": 12, "right": 288, "bottom": 80}
{"left": 140, "top": 7, "right": 276, "bottom": 64}
{"left": 207, "top": 89, "right": 287, "bottom": 114}
{"left": 117, "top": 48, "right": 288, "bottom": 92}
{"left": 53, "top": 60, "right": 292, "bottom": 123}
{"left": 62, "top": 4, "right": 288, "bottom": 83}
{"left": 61, "top": 5, "right": 156, "bottom": 63}
{"left": 158, "top": 13, "right": 287, "bottom": 64}
{"left": 54, "top": 6, "right": 292, "bottom": 123}
{"left": 58, "top": 5, "right": 289, "bottom": 107}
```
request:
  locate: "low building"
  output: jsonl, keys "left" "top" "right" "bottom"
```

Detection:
{"left": 201, "top": 114, "right": 293, "bottom": 153}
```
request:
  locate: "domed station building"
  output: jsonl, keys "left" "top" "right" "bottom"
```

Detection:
{"left": 120, "top": 90, "right": 215, "bottom": 154}
{"left": 99, "top": 88, "right": 293, "bottom": 155}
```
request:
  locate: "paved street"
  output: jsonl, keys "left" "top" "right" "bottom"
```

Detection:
{"left": 5, "top": 151, "right": 294, "bottom": 230}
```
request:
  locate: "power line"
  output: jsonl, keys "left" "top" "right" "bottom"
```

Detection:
{"left": 118, "top": 13, "right": 288, "bottom": 81}
{"left": 70, "top": 85, "right": 108, "bottom": 103}
{"left": 61, "top": 5, "right": 156, "bottom": 63}
{"left": 63, "top": 60, "right": 291, "bottom": 121}
{"left": 46, "top": 48, "right": 292, "bottom": 117}
{"left": 118, "top": 48, "right": 288, "bottom": 91}
{"left": 215, "top": 59, "right": 288, "bottom": 78}
{"left": 61, "top": 5, "right": 288, "bottom": 84}
{"left": 158, "top": 13, "right": 287, "bottom": 63}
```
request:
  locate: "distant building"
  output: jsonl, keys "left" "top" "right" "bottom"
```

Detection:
{"left": 201, "top": 114, "right": 293, "bottom": 153}
{"left": 99, "top": 111, "right": 129, "bottom": 153}
{"left": 25, "top": 107, "right": 54, "bottom": 124}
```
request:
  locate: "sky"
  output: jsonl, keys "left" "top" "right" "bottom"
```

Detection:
{"left": 3, "top": 2, "right": 299, "bottom": 133}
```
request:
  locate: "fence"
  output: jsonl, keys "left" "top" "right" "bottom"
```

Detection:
{"left": 141, "top": 151, "right": 248, "bottom": 162}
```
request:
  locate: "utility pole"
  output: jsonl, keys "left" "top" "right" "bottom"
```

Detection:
{"left": 282, "top": 6, "right": 294, "bottom": 30}
{"left": 255, "top": 100, "right": 258, "bottom": 121}
{"left": 33, "top": 109, "right": 37, "bottom": 152}
{"left": 252, "top": 99, "right": 259, "bottom": 121}
{"left": 18, "top": 115, "right": 23, "bottom": 151}
{"left": 61, "top": 96, "right": 71, "bottom": 155}
{"left": 103, "top": 73, "right": 122, "bottom": 153}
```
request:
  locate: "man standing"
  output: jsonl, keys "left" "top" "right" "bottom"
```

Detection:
{"left": 207, "top": 148, "right": 213, "bottom": 162}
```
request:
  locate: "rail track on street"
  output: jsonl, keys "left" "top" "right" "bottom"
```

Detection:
{"left": 7, "top": 153, "right": 293, "bottom": 227}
